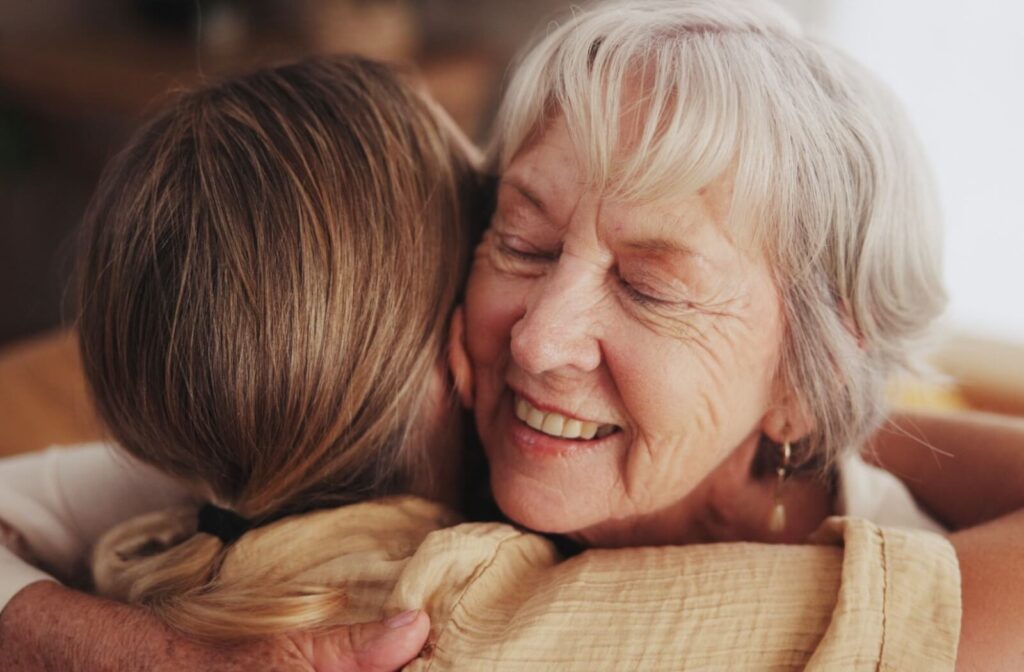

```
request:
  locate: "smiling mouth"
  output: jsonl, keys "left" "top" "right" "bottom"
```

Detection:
{"left": 514, "top": 395, "right": 619, "bottom": 440}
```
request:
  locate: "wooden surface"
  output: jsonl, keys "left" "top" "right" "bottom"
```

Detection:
{"left": 0, "top": 331, "right": 103, "bottom": 457}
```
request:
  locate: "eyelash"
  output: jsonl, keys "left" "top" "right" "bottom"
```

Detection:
{"left": 616, "top": 275, "right": 666, "bottom": 307}
{"left": 496, "top": 236, "right": 558, "bottom": 263}
{"left": 496, "top": 234, "right": 687, "bottom": 310}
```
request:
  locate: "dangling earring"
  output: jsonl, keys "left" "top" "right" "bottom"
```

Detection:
{"left": 768, "top": 441, "right": 791, "bottom": 533}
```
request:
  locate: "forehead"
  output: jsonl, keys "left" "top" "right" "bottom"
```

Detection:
{"left": 502, "top": 116, "right": 738, "bottom": 248}
{"left": 502, "top": 116, "right": 578, "bottom": 202}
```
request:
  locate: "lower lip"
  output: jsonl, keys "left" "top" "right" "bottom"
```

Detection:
{"left": 503, "top": 397, "right": 618, "bottom": 459}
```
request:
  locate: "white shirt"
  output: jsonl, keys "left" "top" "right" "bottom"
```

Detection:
{"left": 0, "top": 443, "right": 191, "bottom": 609}
{"left": 835, "top": 452, "right": 947, "bottom": 534}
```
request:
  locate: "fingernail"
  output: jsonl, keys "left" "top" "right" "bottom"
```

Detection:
{"left": 385, "top": 609, "right": 420, "bottom": 629}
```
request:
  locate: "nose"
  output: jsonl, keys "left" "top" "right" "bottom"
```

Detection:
{"left": 510, "top": 257, "right": 603, "bottom": 376}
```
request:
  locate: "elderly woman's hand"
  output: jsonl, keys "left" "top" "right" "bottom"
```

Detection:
{"left": 0, "top": 581, "right": 428, "bottom": 672}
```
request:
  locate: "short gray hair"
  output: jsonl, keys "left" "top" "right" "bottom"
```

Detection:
{"left": 490, "top": 0, "right": 946, "bottom": 465}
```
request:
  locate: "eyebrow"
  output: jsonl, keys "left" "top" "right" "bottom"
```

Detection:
{"left": 501, "top": 178, "right": 701, "bottom": 259}
{"left": 621, "top": 236, "right": 696, "bottom": 257}
{"left": 501, "top": 178, "right": 548, "bottom": 216}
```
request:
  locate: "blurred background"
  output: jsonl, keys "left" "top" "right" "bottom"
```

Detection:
{"left": 0, "top": 0, "right": 1021, "bottom": 455}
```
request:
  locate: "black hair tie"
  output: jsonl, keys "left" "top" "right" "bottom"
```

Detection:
{"left": 197, "top": 503, "right": 252, "bottom": 545}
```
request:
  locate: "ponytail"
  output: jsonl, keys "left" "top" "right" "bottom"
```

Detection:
{"left": 93, "top": 508, "right": 351, "bottom": 641}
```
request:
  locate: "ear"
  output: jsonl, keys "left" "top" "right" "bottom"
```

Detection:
{"left": 447, "top": 305, "right": 474, "bottom": 409}
{"left": 760, "top": 380, "right": 814, "bottom": 447}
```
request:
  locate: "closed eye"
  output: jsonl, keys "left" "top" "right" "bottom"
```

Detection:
{"left": 496, "top": 234, "right": 559, "bottom": 263}
{"left": 613, "top": 266, "right": 699, "bottom": 313}
{"left": 616, "top": 275, "right": 667, "bottom": 307}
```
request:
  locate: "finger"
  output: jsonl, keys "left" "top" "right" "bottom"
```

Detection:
{"left": 314, "top": 610, "right": 430, "bottom": 672}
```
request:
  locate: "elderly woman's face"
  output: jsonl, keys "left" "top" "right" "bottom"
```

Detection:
{"left": 463, "top": 117, "right": 787, "bottom": 538}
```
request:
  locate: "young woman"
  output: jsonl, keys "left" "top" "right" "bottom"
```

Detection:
{"left": 1, "top": 54, "right": 483, "bottom": 671}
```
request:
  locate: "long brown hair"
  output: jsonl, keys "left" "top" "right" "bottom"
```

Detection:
{"left": 77, "top": 55, "right": 478, "bottom": 637}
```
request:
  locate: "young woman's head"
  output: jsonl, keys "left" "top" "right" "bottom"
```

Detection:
{"left": 77, "top": 56, "right": 479, "bottom": 633}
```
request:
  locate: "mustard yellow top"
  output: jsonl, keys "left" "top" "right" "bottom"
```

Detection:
{"left": 95, "top": 496, "right": 960, "bottom": 670}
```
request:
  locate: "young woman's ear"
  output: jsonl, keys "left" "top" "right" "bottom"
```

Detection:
{"left": 447, "top": 305, "right": 474, "bottom": 409}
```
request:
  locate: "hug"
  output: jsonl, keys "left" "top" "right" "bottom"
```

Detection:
{"left": 1, "top": 1, "right": 1021, "bottom": 670}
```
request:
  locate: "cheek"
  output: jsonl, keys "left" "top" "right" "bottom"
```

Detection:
{"left": 606, "top": 291, "right": 783, "bottom": 497}
{"left": 610, "top": 319, "right": 776, "bottom": 433}
{"left": 463, "top": 263, "right": 535, "bottom": 438}
{"left": 464, "top": 265, "right": 522, "bottom": 371}
{"left": 607, "top": 335, "right": 731, "bottom": 473}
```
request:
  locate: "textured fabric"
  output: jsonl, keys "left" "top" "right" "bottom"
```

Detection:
{"left": 95, "top": 497, "right": 962, "bottom": 671}
{"left": 0, "top": 443, "right": 960, "bottom": 669}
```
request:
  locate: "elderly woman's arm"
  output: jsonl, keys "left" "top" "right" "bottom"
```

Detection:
{"left": 0, "top": 582, "right": 429, "bottom": 672}
{"left": 868, "top": 410, "right": 1024, "bottom": 528}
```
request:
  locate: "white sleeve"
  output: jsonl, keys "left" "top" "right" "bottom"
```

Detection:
{"left": 0, "top": 442, "right": 195, "bottom": 611}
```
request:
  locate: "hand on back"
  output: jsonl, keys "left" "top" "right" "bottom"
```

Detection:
{"left": 0, "top": 581, "right": 428, "bottom": 672}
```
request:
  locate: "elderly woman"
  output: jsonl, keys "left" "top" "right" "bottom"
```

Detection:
{"left": 461, "top": 0, "right": 943, "bottom": 546}
{"left": 0, "top": 1, "right": 1022, "bottom": 670}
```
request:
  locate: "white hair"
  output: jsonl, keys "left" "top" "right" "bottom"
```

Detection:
{"left": 491, "top": 0, "right": 946, "bottom": 465}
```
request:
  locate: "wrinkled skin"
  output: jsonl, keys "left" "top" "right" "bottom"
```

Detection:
{"left": 462, "top": 117, "right": 806, "bottom": 547}
{"left": 0, "top": 581, "right": 430, "bottom": 672}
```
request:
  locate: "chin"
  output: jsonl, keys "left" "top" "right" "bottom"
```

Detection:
{"left": 489, "top": 468, "right": 591, "bottom": 534}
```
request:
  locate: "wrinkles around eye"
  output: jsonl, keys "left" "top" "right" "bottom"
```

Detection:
{"left": 617, "top": 278, "right": 745, "bottom": 343}
{"left": 490, "top": 231, "right": 559, "bottom": 276}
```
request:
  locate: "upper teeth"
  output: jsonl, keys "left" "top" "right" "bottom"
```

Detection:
{"left": 514, "top": 396, "right": 616, "bottom": 440}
